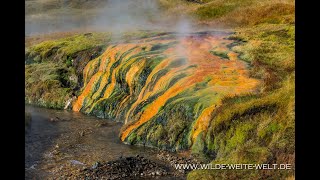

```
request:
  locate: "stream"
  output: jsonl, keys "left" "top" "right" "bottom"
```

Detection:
{"left": 25, "top": 105, "right": 188, "bottom": 179}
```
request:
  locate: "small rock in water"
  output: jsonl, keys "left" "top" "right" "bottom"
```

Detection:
{"left": 70, "top": 160, "right": 85, "bottom": 166}
{"left": 95, "top": 122, "right": 110, "bottom": 127}
{"left": 49, "top": 117, "right": 61, "bottom": 122}
{"left": 92, "top": 162, "right": 100, "bottom": 169}
{"left": 26, "top": 164, "right": 37, "bottom": 170}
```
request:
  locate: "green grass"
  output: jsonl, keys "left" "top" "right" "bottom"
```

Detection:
{"left": 159, "top": 0, "right": 294, "bottom": 27}
{"left": 25, "top": 33, "right": 112, "bottom": 64}
{"left": 233, "top": 24, "right": 294, "bottom": 69}
{"left": 25, "top": 31, "right": 166, "bottom": 64}
{"left": 194, "top": 3, "right": 236, "bottom": 20}
{"left": 25, "top": 62, "right": 76, "bottom": 109}
{"left": 232, "top": 23, "right": 294, "bottom": 91}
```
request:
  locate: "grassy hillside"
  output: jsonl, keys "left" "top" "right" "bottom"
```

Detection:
{"left": 160, "top": 0, "right": 294, "bottom": 24}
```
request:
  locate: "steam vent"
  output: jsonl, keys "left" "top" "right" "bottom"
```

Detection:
{"left": 72, "top": 32, "right": 260, "bottom": 150}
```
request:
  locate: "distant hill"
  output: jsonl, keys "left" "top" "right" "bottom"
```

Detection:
{"left": 26, "top": 0, "right": 294, "bottom": 35}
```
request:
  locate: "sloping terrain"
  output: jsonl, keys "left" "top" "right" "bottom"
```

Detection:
{"left": 69, "top": 32, "right": 259, "bottom": 152}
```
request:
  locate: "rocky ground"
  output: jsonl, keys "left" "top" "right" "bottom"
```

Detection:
{"left": 76, "top": 155, "right": 170, "bottom": 179}
{"left": 61, "top": 151, "right": 203, "bottom": 179}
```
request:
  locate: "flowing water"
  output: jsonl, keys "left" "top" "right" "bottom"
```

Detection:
{"left": 25, "top": 105, "right": 185, "bottom": 179}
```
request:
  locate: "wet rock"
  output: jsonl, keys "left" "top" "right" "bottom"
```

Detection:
{"left": 92, "top": 162, "right": 100, "bottom": 169}
{"left": 49, "top": 116, "right": 65, "bottom": 122}
{"left": 70, "top": 160, "right": 85, "bottom": 166}
{"left": 79, "top": 128, "right": 93, "bottom": 137}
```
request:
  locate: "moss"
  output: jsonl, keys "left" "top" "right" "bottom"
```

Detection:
{"left": 258, "top": 121, "right": 281, "bottom": 139}
{"left": 25, "top": 31, "right": 165, "bottom": 65}
{"left": 225, "top": 122, "right": 254, "bottom": 153}
{"left": 148, "top": 69, "right": 169, "bottom": 91}
{"left": 129, "top": 91, "right": 202, "bottom": 151}
{"left": 210, "top": 50, "right": 229, "bottom": 60}
{"left": 191, "top": 132, "right": 205, "bottom": 154}
{"left": 153, "top": 124, "right": 166, "bottom": 140}
{"left": 127, "top": 132, "right": 137, "bottom": 144}
{"left": 66, "top": 56, "right": 73, "bottom": 67}
{"left": 26, "top": 32, "right": 111, "bottom": 64}
{"left": 25, "top": 62, "right": 75, "bottom": 109}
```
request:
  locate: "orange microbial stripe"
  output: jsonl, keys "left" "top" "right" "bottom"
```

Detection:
{"left": 124, "top": 57, "right": 173, "bottom": 122}
{"left": 114, "top": 43, "right": 154, "bottom": 119}
{"left": 102, "top": 44, "right": 141, "bottom": 97}
{"left": 228, "top": 52, "right": 238, "bottom": 61}
{"left": 126, "top": 60, "right": 145, "bottom": 94}
{"left": 92, "top": 45, "right": 137, "bottom": 98}
{"left": 121, "top": 74, "right": 193, "bottom": 141}
{"left": 116, "top": 60, "right": 146, "bottom": 121}
{"left": 86, "top": 45, "right": 142, "bottom": 113}
{"left": 124, "top": 55, "right": 191, "bottom": 124}
{"left": 121, "top": 67, "right": 212, "bottom": 141}
{"left": 191, "top": 105, "right": 217, "bottom": 143}
{"left": 83, "top": 57, "right": 101, "bottom": 87}
{"left": 72, "top": 72, "right": 103, "bottom": 111}
{"left": 98, "top": 46, "right": 118, "bottom": 72}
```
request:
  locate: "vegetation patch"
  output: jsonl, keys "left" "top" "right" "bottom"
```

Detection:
{"left": 210, "top": 49, "right": 229, "bottom": 60}
{"left": 195, "top": 3, "right": 236, "bottom": 20}
{"left": 25, "top": 62, "right": 76, "bottom": 109}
